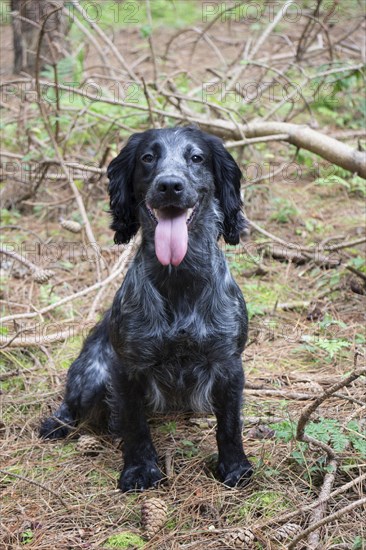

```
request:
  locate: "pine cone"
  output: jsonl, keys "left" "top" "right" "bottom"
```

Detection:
{"left": 275, "top": 522, "right": 302, "bottom": 541}
{"left": 76, "top": 435, "right": 102, "bottom": 456}
{"left": 221, "top": 528, "right": 255, "bottom": 549}
{"left": 32, "top": 269, "right": 55, "bottom": 283}
{"left": 141, "top": 497, "right": 167, "bottom": 538}
{"left": 60, "top": 219, "right": 83, "bottom": 233}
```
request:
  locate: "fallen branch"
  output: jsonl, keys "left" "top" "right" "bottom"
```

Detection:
{"left": 246, "top": 388, "right": 317, "bottom": 400}
{"left": 257, "top": 471, "right": 366, "bottom": 529}
{"left": 0, "top": 243, "right": 54, "bottom": 283}
{"left": 248, "top": 220, "right": 366, "bottom": 253}
{"left": 195, "top": 119, "right": 366, "bottom": 179}
{"left": 18, "top": 80, "right": 366, "bottom": 178}
{"left": 262, "top": 243, "right": 340, "bottom": 268}
{"left": 287, "top": 497, "right": 366, "bottom": 549}
{"left": 263, "top": 300, "right": 311, "bottom": 312}
{"left": 296, "top": 364, "right": 366, "bottom": 441}
{"left": 295, "top": 359, "right": 366, "bottom": 549}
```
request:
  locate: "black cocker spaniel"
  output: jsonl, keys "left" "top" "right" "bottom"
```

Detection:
{"left": 40, "top": 126, "right": 253, "bottom": 492}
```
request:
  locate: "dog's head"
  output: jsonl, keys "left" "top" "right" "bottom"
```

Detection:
{"left": 107, "top": 126, "right": 245, "bottom": 266}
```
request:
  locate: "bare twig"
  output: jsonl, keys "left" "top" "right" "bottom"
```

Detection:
{"left": 71, "top": 0, "right": 139, "bottom": 82}
{"left": 0, "top": 238, "right": 138, "bottom": 326}
{"left": 227, "top": 1, "right": 296, "bottom": 89}
{"left": 34, "top": 7, "right": 103, "bottom": 281}
{"left": 64, "top": 7, "right": 113, "bottom": 76}
{"left": 296, "top": 364, "right": 366, "bottom": 442}
{"left": 262, "top": 243, "right": 340, "bottom": 268}
{"left": 248, "top": 220, "right": 366, "bottom": 253}
{"left": 0, "top": 243, "right": 40, "bottom": 272}
{"left": 87, "top": 233, "right": 141, "bottom": 321}
{"left": 0, "top": 326, "right": 86, "bottom": 349}
{"left": 0, "top": 468, "right": 70, "bottom": 510}
{"left": 145, "top": 0, "right": 157, "bottom": 84}
{"left": 245, "top": 388, "right": 316, "bottom": 400}
{"left": 225, "top": 134, "right": 290, "bottom": 147}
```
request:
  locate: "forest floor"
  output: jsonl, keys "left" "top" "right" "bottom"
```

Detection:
{"left": 0, "top": 1, "right": 365, "bottom": 549}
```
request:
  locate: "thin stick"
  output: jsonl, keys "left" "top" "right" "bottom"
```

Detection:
{"left": 0, "top": 468, "right": 70, "bottom": 510}
{"left": 145, "top": 0, "right": 157, "bottom": 84}
{"left": 0, "top": 326, "right": 88, "bottom": 348}
{"left": 65, "top": 7, "right": 114, "bottom": 76}
{"left": 227, "top": 1, "right": 295, "bottom": 89}
{"left": 248, "top": 219, "right": 366, "bottom": 252}
{"left": 1, "top": 251, "right": 129, "bottom": 324}
{"left": 346, "top": 265, "right": 366, "bottom": 283}
{"left": 0, "top": 243, "right": 40, "bottom": 272}
{"left": 87, "top": 234, "right": 140, "bottom": 321}
{"left": 225, "top": 134, "right": 290, "bottom": 147}
{"left": 71, "top": 0, "right": 139, "bottom": 82}
{"left": 34, "top": 7, "right": 103, "bottom": 281}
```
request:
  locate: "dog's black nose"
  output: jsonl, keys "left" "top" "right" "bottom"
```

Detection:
{"left": 156, "top": 177, "right": 184, "bottom": 197}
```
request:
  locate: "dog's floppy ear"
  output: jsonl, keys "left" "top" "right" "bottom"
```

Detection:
{"left": 208, "top": 134, "right": 246, "bottom": 245}
{"left": 107, "top": 133, "right": 143, "bottom": 244}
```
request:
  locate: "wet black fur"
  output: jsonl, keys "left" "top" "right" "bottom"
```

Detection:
{"left": 40, "top": 126, "right": 253, "bottom": 491}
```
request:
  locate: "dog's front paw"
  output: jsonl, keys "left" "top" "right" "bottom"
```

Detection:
{"left": 39, "top": 416, "right": 72, "bottom": 439}
{"left": 218, "top": 459, "right": 253, "bottom": 487}
{"left": 119, "top": 462, "right": 163, "bottom": 492}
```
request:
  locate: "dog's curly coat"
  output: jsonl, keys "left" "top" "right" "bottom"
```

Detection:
{"left": 40, "top": 126, "right": 253, "bottom": 491}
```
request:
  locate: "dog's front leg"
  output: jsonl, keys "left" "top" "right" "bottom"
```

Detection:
{"left": 213, "top": 360, "right": 253, "bottom": 487}
{"left": 112, "top": 375, "right": 163, "bottom": 492}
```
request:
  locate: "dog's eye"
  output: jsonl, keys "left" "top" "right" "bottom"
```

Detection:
{"left": 141, "top": 154, "right": 154, "bottom": 164}
{"left": 191, "top": 155, "right": 203, "bottom": 164}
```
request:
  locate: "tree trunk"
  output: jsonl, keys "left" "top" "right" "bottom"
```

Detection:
{"left": 11, "top": 0, "right": 69, "bottom": 75}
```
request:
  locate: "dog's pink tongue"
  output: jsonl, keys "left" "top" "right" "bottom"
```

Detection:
{"left": 154, "top": 209, "right": 188, "bottom": 266}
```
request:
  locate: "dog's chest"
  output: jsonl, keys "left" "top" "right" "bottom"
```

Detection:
{"left": 125, "top": 304, "right": 223, "bottom": 363}
{"left": 125, "top": 314, "right": 226, "bottom": 413}
{"left": 144, "top": 344, "right": 218, "bottom": 413}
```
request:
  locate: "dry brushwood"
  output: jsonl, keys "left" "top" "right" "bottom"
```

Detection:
{"left": 60, "top": 219, "right": 83, "bottom": 233}
{"left": 221, "top": 528, "right": 255, "bottom": 549}
{"left": 76, "top": 435, "right": 102, "bottom": 456}
{"left": 141, "top": 498, "right": 168, "bottom": 539}
{"left": 32, "top": 269, "right": 55, "bottom": 284}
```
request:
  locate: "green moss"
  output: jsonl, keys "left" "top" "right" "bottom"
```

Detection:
{"left": 104, "top": 532, "right": 145, "bottom": 549}
{"left": 237, "top": 490, "right": 288, "bottom": 519}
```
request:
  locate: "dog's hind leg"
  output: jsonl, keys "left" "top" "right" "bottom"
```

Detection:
{"left": 40, "top": 312, "right": 114, "bottom": 439}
